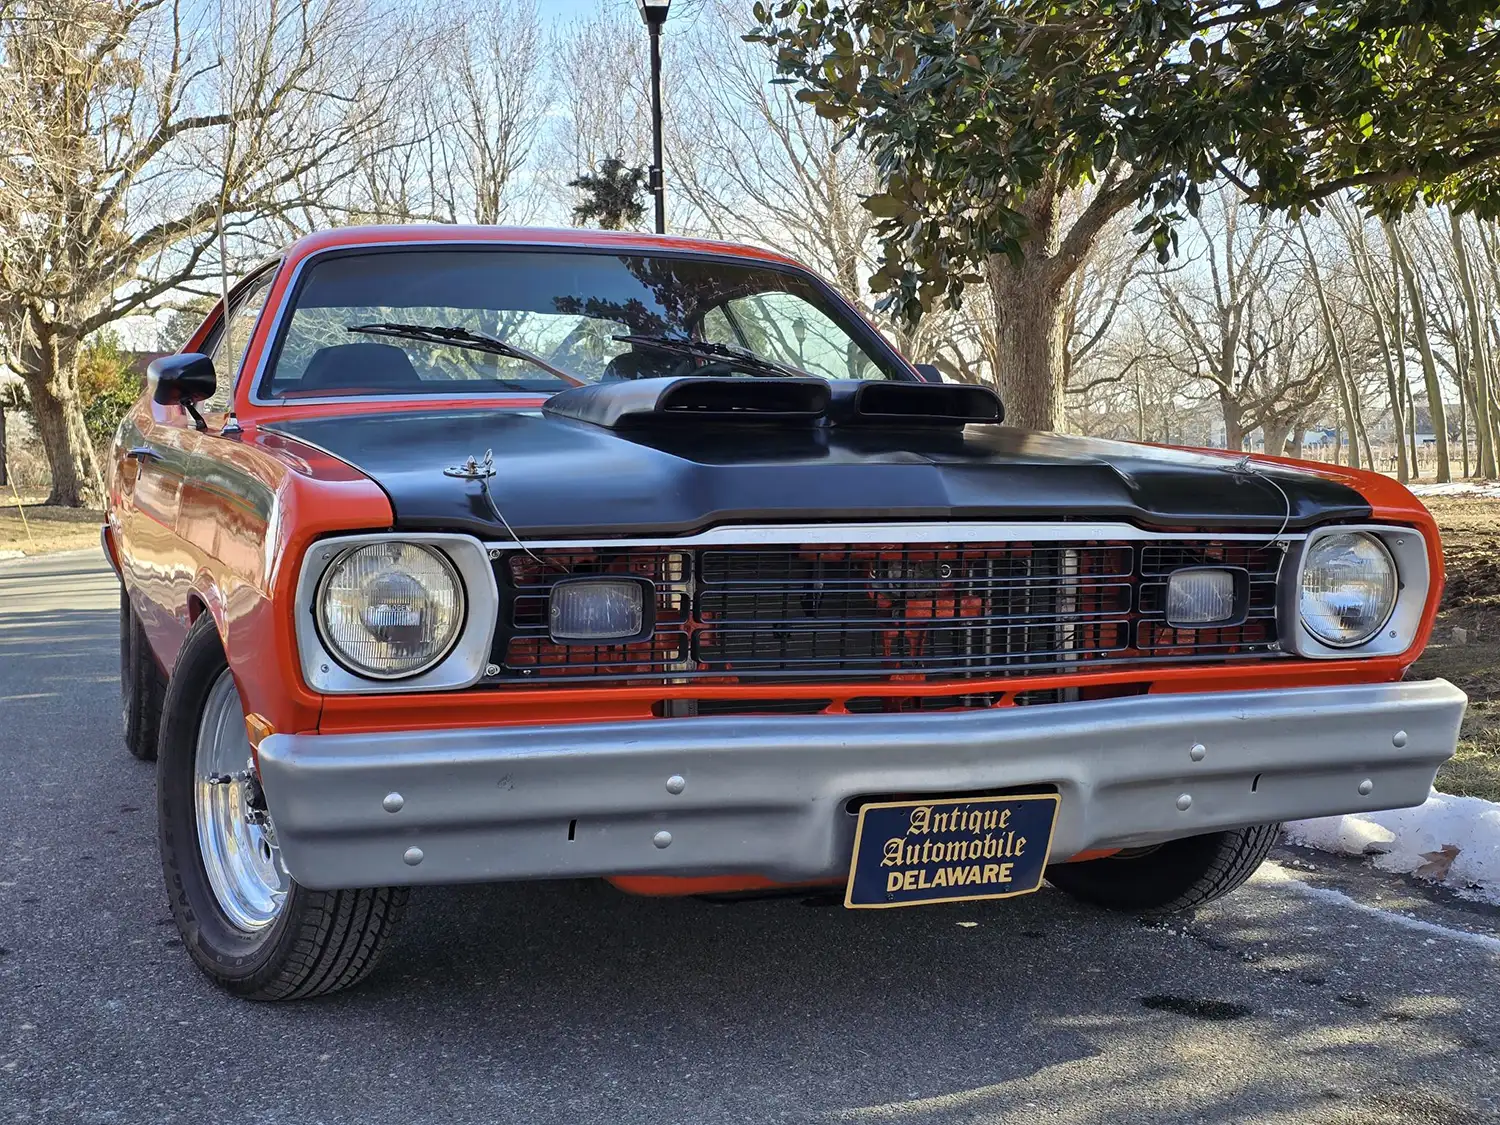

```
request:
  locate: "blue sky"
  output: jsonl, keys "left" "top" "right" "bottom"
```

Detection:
{"left": 538, "top": 0, "right": 713, "bottom": 30}
{"left": 541, "top": 0, "right": 610, "bottom": 19}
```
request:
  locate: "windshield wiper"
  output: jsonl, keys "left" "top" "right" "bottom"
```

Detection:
{"left": 348, "top": 323, "right": 584, "bottom": 387}
{"left": 612, "top": 334, "right": 810, "bottom": 379}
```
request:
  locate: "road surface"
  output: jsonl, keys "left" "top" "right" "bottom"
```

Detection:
{"left": 2, "top": 551, "right": 1498, "bottom": 1124}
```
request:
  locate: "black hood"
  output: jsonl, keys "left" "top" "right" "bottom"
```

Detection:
{"left": 263, "top": 407, "right": 1370, "bottom": 538}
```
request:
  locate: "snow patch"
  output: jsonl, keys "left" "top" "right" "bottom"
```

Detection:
{"left": 1258, "top": 865, "right": 1500, "bottom": 953}
{"left": 1408, "top": 481, "right": 1500, "bottom": 499}
{"left": 1285, "top": 791, "right": 1500, "bottom": 905}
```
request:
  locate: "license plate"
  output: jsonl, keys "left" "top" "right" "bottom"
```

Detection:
{"left": 844, "top": 793, "right": 1061, "bottom": 909}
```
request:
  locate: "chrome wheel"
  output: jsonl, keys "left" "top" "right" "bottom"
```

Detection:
{"left": 193, "top": 670, "right": 288, "bottom": 931}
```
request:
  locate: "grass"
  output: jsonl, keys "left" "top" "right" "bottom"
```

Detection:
{"left": 1409, "top": 496, "right": 1500, "bottom": 801}
{"left": 0, "top": 490, "right": 103, "bottom": 557}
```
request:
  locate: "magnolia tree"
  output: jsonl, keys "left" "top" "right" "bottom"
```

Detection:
{"left": 749, "top": 0, "right": 1500, "bottom": 432}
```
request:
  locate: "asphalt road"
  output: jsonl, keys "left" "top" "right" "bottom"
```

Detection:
{"left": 3, "top": 551, "right": 1499, "bottom": 1125}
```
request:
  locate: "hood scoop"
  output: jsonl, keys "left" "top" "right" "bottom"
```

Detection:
{"left": 545, "top": 375, "right": 1003, "bottom": 431}
{"left": 543, "top": 376, "right": 831, "bottom": 430}
{"left": 832, "top": 381, "right": 1004, "bottom": 426}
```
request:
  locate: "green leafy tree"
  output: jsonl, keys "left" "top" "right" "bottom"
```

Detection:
{"left": 10, "top": 331, "right": 139, "bottom": 461}
{"left": 569, "top": 156, "right": 649, "bottom": 230}
{"left": 75, "top": 333, "right": 142, "bottom": 450}
{"left": 749, "top": 0, "right": 1500, "bottom": 431}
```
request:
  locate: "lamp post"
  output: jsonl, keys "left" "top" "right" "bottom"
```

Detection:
{"left": 637, "top": 0, "right": 671, "bottom": 234}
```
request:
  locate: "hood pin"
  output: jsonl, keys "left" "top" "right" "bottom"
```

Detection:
{"left": 445, "top": 449, "right": 496, "bottom": 480}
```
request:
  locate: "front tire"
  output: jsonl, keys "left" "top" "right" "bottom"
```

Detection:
{"left": 158, "top": 614, "right": 407, "bottom": 999}
{"left": 1045, "top": 824, "right": 1281, "bottom": 915}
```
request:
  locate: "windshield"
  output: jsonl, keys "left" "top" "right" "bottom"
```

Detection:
{"left": 258, "top": 247, "right": 905, "bottom": 398}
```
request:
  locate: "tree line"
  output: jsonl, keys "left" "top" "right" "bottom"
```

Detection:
{"left": 3, "top": 0, "right": 1499, "bottom": 506}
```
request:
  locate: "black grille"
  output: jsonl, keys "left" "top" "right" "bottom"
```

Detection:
{"left": 496, "top": 539, "right": 1287, "bottom": 683}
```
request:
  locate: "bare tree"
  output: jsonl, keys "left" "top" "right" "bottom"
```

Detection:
{"left": 0, "top": 0, "right": 405, "bottom": 505}
{"left": 1295, "top": 220, "right": 1374, "bottom": 468}
{"left": 672, "top": 0, "right": 878, "bottom": 300}
{"left": 544, "top": 2, "right": 654, "bottom": 224}
{"left": 1384, "top": 217, "right": 1451, "bottom": 482}
{"left": 1150, "top": 196, "right": 1330, "bottom": 452}
{"left": 428, "top": 0, "right": 547, "bottom": 225}
{"left": 1061, "top": 202, "right": 1147, "bottom": 415}
{"left": 1449, "top": 212, "right": 1498, "bottom": 477}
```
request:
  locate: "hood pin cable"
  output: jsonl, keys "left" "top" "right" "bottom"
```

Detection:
{"left": 444, "top": 450, "right": 563, "bottom": 573}
{"left": 1221, "top": 455, "right": 1292, "bottom": 550}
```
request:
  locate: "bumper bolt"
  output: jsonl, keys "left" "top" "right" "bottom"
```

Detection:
{"left": 382, "top": 792, "right": 404, "bottom": 813}
{"left": 1358, "top": 779, "right": 1374, "bottom": 796}
{"left": 1189, "top": 743, "right": 1207, "bottom": 762}
{"left": 484, "top": 663, "right": 500, "bottom": 677}
{"left": 1392, "top": 730, "right": 1408, "bottom": 748}
{"left": 403, "top": 846, "right": 424, "bottom": 866}
{"left": 653, "top": 830, "right": 673, "bottom": 849}
{"left": 666, "top": 775, "right": 686, "bottom": 794}
{"left": 1175, "top": 793, "right": 1193, "bottom": 811}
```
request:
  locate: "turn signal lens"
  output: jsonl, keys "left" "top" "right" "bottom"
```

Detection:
{"left": 1166, "top": 568, "right": 1238, "bottom": 627}
{"left": 549, "top": 578, "right": 648, "bottom": 642}
{"left": 1299, "top": 531, "right": 1398, "bottom": 647}
{"left": 316, "top": 542, "right": 465, "bottom": 678}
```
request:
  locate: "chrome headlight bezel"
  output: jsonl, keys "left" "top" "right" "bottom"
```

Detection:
{"left": 294, "top": 533, "right": 498, "bottom": 694}
{"left": 313, "top": 541, "right": 467, "bottom": 679}
{"left": 1283, "top": 524, "right": 1430, "bottom": 659}
{"left": 1296, "top": 531, "right": 1397, "bottom": 648}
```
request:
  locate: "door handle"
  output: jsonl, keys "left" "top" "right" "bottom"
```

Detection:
{"left": 126, "top": 446, "right": 163, "bottom": 463}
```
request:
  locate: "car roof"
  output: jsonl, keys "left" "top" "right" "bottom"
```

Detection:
{"left": 280, "top": 225, "right": 810, "bottom": 272}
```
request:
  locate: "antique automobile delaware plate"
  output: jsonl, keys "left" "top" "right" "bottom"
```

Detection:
{"left": 844, "top": 793, "right": 1061, "bottom": 909}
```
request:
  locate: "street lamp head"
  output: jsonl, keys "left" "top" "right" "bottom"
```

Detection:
{"left": 637, "top": 0, "right": 671, "bottom": 26}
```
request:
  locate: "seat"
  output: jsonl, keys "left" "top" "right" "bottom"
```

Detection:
{"left": 297, "top": 343, "right": 421, "bottom": 393}
{"left": 599, "top": 348, "right": 683, "bottom": 382}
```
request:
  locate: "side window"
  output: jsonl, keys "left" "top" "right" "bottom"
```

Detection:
{"left": 204, "top": 271, "right": 275, "bottom": 412}
{"left": 721, "top": 291, "right": 885, "bottom": 381}
{"left": 700, "top": 306, "right": 738, "bottom": 347}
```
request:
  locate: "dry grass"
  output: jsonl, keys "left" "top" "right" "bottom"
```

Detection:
{"left": 1409, "top": 496, "right": 1500, "bottom": 801}
{"left": 0, "top": 490, "right": 103, "bottom": 557}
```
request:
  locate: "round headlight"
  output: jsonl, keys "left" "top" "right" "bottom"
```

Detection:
{"left": 1299, "top": 531, "right": 1398, "bottom": 648}
{"left": 316, "top": 542, "right": 465, "bottom": 678}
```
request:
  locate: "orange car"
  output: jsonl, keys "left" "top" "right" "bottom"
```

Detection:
{"left": 106, "top": 225, "right": 1465, "bottom": 1000}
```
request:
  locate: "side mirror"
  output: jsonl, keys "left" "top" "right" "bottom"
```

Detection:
{"left": 912, "top": 363, "right": 944, "bottom": 384}
{"left": 148, "top": 353, "right": 216, "bottom": 431}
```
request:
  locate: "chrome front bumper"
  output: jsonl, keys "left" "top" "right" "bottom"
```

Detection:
{"left": 256, "top": 679, "right": 1466, "bottom": 890}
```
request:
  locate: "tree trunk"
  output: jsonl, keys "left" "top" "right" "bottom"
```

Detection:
{"left": 1457, "top": 350, "right": 1471, "bottom": 478}
{"left": 1386, "top": 220, "right": 1451, "bottom": 482}
{"left": 986, "top": 254, "right": 1067, "bottom": 431}
{"left": 1405, "top": 376, "right": 1420, "bottom": 474}
{"left": 1297, "top": 223, "right": 1359, "bottom": 469}
{"left": 1450, "top": 212, "right": 1497, "bottom": 478}
{"left": 1345, "top": 223, "right": 1407, "bottom": 479}
{"left": 17, "top": 330, "right": 103, "bottom": 508}
{"left": 1262, "top": 417, "right": 1293, "bottom": 459}
{"left": 1220, "top": 391, "right": 1246, "bottom": 451}
{"left": 0, "top": 403, "right": 7, "bottom": 487}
